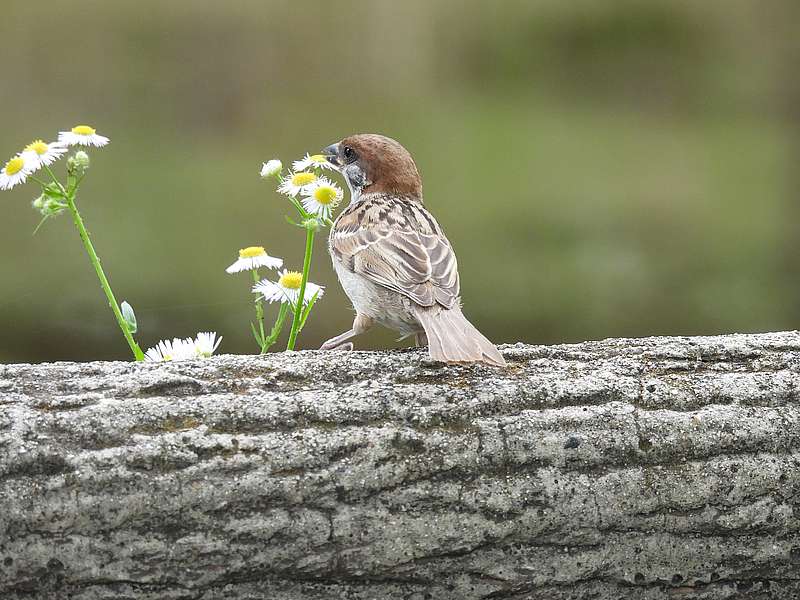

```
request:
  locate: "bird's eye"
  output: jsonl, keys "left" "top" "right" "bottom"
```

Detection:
{"left": 343, "top": 146, "right": 356, "bottom": 162}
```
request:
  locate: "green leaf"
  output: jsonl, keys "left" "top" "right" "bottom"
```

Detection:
{"left": 32, "top": 214, "right": 51, "bottom": 236}
{"left": 250, "top": 321, "right": 264, "bottom": 346}
{"left": 262, "top": 303, "right": 289, "bottom": 352}
{"left": 120, "top": 301, "right": 138, "bottom": 334}
{"left": 298, "top": 291, "right": 319, "bottom": 333}
{"left": 42, "top": 183, "right": 65, "bottom": 199}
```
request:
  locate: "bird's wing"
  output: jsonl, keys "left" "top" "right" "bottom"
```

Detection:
{"left": 331, "top": 205, "right": 460, "bottom": 308}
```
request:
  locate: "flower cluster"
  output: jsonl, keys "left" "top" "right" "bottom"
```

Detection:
{"left": 0, "top": 126, "right": 108, "bottom": 191}
{"left": 225, "top": 150, "right": 341, "bottom": 352}
{"left": 225, "top": 247, "right": 324, "bottom": 306}
{"left": 144, "top": 332, "right": 222, "bottom": 362}
{"left": 5, "top": 126, "right": 343, "bottom": 360}
{"left": 225, "top": 244, "right": 323, "bottom": 353}
{"left": 0, "top": 125, "right": 151, "bottom": 358}
{"left": 2, "top": 124, "right": 224, "bottom": 363}
{"left": 272, "top": 155, "right": 343, "bottom": 221}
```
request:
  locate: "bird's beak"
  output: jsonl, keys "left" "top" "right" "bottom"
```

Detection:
{"left": 322, "top": 143, "right": 341, "bottom": 167}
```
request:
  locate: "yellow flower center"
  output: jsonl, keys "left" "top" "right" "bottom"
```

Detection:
{"left": 25, "top": 140, "right": 49, "bottom": 155}
{"left": 71, "top": 125, "right": 96, "bottom": 136}
{"left": 239, "top": 246, "right": 266, "bottom": 259}
{"left": 310, "top": 154, "right": 327, "bottom": 164}
{"left": 291, "top": 172, "right": 317, "bottom": 187}
{"left": 4, "top": 157, "right": 24, "bottom": 176}
{"left": 278, "top": 271, "right": 303, "bottom": 290}
{"left": 313, "top": 185, "right": 338, "bottom": 205}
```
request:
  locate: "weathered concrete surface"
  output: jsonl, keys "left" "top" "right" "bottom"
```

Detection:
{"left": 1, "top": 332, "right": 799, "bottom": 599}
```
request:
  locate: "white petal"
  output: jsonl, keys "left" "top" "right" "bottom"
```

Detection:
{"left": 225, "top": 258, "right": 249, "bottom": 274}
{"left": 303, "top": 282, "right": 325, "bottom": 303}
{"left": 253, "top": 279, "right": 290, "bottom": 304}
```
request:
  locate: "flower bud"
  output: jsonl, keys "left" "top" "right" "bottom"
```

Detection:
{"left": 120, "top": 301, "right": 138, "bottom": 334}
{"left": 32, "top": 194, "right": 67, "bottom": 217}
{"left": 260, "top": 159, "right": 282, "bottom": 179}
{"left": 44, "top": 198, "right": 61, "bottom": 211}
{"left": 73, "top": 150, "right": 91, "bottom": 169}
{"left": 301, "top": 217, "right": 321, "bottom": 232}
{"left": 68, "top": 151, "right": 91, "bottom": 175}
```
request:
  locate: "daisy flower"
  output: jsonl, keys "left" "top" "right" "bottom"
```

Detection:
{"left": 277, "top": 171, "right": 317, "bottom": 197}
{"left": 144, "top": 337, "right": 196, "bottom": 362}
{"left": 260, "top": 159, "right": 282, "bottom": 178}
{"left": 253, "top": 270, "right": 324, "bottom": 307}
{"left": 292, "top": 153, "right": 334, "bottom": 172}
{"left": 21, "top": 140, "right": 67, "bottom": 171}
{"left": 226, "top": 246, "right": 283, "bottom": 274}
{"left": 0, "top": 154, "right": 33, "bottom": 191}
{"left": 300, "top": 176, "right": 343, "bottom": 219}
{"left": 193, "top": 331, "right": 222, "bottom": 358}
{"left": 57, "top": 125, "right": 110, "bottom": 148}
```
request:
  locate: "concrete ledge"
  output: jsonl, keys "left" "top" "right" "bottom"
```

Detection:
{"left": 1, "top": 332, "right": 799, "bottom": 599}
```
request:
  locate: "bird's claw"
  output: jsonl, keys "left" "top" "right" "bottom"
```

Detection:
{"left": 320, "top": 340, "right": 354, "bottom": 352}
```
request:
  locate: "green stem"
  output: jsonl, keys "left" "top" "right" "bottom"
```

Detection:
{"left": 43, "top": 164, "right": 67, "bottom": 193}
{"left": 251, "top": 269, "right": 267, "bottom": 353}
{"left": 64, "top": 194, "right": 145, "bottom": 361}
{"left": 29, "top": 174, "right": 51, "bottom": 187}
{"left": 288, "top": 196, "right": 306, "bottom": 216}
{"left": 286, "top": 227, "right": 315, "bottom": 350}
{"left": 263, "top": 303, "right": 289, "bottom": 350}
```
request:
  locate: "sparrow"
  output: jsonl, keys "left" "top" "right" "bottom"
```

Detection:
{"left": 318, "top": 133, "right": 506, "bottom": 367}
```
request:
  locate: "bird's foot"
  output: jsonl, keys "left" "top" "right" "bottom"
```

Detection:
{"left": 320, "top": 338, "right": 354, "bottom": 351}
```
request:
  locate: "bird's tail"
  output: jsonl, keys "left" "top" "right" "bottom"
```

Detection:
{"left": 414, "top": 305, "right": 506, "bottom": 367}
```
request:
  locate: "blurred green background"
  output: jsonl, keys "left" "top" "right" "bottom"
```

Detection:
{"left": 1, "top": 0, "right": 798, "bottom": 363}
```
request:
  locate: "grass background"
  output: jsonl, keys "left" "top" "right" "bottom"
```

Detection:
{"left": 1, "top": 0, "right": 798, "bottom": 362}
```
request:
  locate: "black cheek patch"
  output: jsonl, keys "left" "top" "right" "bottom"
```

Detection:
{"left": 347, "top": 167, "right": 365, "bottom": 189}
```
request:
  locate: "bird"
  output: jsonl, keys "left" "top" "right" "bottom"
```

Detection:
{"left": 318, "top": 133, "right": 506, "bottom": 367}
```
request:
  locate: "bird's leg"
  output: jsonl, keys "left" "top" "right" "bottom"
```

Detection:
{"left": 414, "top": 331, "right": 428, "bottom": 348}
{"left": 320, "top": 314, "right": 374, "bottom": 351}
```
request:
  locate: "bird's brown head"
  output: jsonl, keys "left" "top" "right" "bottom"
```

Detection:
{"left": 322, "top": 134, "right": 422, "bottom": 200}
